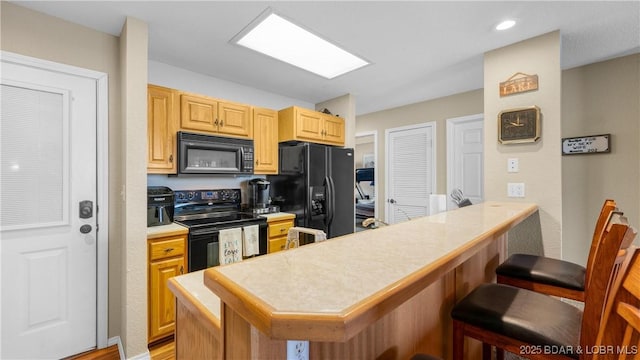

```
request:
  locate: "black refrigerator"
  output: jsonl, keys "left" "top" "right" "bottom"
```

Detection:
{"left": 268, "top": 142, "right": 355, "bottom": 243}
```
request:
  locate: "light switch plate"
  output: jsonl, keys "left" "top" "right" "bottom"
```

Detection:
{"left": 507, "top": 158, "right": 519, "bottom": 173}
{"left": 507, "top": 183, "right": 525, "bottom": 198}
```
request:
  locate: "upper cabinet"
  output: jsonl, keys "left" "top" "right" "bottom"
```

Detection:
{"left": 253, "top": 107, "right": 279, "bottom": 174}
{"left": 278, "top": 106, "right": 345, "bottom": 146}
{"left": 180, "top": 93, "right": 252, "bottom": 139}
{"left": 147, "top": 85, "right": 179, "bottom": 174}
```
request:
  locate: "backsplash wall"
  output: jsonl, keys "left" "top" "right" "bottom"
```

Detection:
{"left": 147, "top": 174, "right": 266, "bottom": 207}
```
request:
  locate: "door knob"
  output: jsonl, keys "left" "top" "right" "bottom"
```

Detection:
{"left": 80, "top": 224, "right": 92, "bottom": 234}
{"left": 389, "top": 199, "right": 396, "bottom": 204}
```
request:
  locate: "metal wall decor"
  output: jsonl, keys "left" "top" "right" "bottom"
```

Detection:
{"left": 498, "top": 106, "right": 541, "bottom": 144}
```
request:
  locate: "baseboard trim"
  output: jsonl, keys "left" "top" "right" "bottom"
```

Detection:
{"left": 107, "top": 336, "right": 126, "bottom": 360}
{"left": 127, "top": 350, "right": 151, "bottom": 360}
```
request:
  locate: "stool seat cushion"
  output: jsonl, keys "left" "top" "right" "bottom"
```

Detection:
{"left": 496, "top": 254, "right": 586, "bottom": 291}
{"left": 451, "top": 284, "right": 582, "bottom": 359}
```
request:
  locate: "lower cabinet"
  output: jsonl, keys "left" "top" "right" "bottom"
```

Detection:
{"left": 148, "top": 234, "right": 187, "bottom": 344}
{"left": 267, "top": 216, "right": 295, "bottom": 253}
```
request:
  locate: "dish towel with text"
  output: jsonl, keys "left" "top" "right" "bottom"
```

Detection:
{"left": 219, "top": 227, "right": 243, "bottom": 265}
{"left": 243, "top": 225, "right": 260, "bottom": 257}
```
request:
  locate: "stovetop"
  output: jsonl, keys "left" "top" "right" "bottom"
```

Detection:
{"left": 173, "top": 189, "right": 266, "bottom": 229}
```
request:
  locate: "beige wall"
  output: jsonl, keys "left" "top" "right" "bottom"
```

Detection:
{"left": 1, "top": 0, "right": 124, "bottom": 342}
{"left": 484, "top": 31, "right": 562, "bottom": 258}
{"left": 562, "top": 54, "right": 640, "bottom": 265}
{"left": 356, "top": 89, "right": 484, "bottom": 220}
{"left": 120, "top": 17, "right": 149, "bottom": 357}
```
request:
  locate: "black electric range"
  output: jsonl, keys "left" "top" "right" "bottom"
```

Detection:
{"left": 173, "top": 189, "right": 267, "bottom": 271}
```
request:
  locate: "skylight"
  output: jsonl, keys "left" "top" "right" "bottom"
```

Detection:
{"left": 232, "top": 9, "right": 369, "bottom": 79}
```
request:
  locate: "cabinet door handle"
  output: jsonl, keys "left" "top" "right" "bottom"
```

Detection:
{"left": 280, "top": 228, "right": 286, "bottom": 232}
{"left": 256, "top": 159, "right": 260, "bottom": 165}
{"left": 214, "top": 119, "right": 219, "bottom": 126}
{"left": 220, "top": 119, "right": 224, "bottom": 126}
{"left": 164, "top": 247, "right": 174, "bottom": 253}
{"left": 169, "top": 154, "right": 173, "bottom": 163}
{"left": 179, "top": 265, "right": 184, "bottom": 274}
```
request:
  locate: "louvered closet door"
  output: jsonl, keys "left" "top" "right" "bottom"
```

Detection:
{"left": 386, "top": 123, "right": 435, "bottom": 224}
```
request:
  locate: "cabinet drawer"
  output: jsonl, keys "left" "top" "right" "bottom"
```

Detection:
{"left": 269, "top": 237, "right": 287, "bottom": 254}
{"left": 149, "top": 236, "right": 185, "bottom": 261}
{"left": 269, "top": 220, "right": 294, "bottom": 238}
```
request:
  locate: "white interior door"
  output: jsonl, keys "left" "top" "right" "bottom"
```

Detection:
{"left": 1, "top": 59, "right": 98, "bottom": 358}
{"left": 385, "top": 123, "right": 435, "bottom": 224}
{"left": 446, "top": 114, "right": 484, "bottom": 210}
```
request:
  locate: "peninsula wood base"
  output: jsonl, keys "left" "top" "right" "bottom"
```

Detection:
{"left": 219, "top": 238, "right": 504, "bottom": 360}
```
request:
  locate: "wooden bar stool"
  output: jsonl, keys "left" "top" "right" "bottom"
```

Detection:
{"left": 496, "top": 199, "right": 617, "bottom": 301}
{"left": 593, "top": 246, "right": 640, "bottom": 359}
{"left": 450, "top": 214, "right": 636, "bottom": 360}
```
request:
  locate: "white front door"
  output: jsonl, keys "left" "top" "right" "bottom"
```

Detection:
{"left": 446, "top": 114, "right": 484, "bottom": 210}
{"left": 1, "top": 58, "right": 98, "bottom": 358}
{"left": 385, "top": 123, "right": 435, "bottom": 224}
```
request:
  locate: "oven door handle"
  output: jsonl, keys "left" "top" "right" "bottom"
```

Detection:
{"left": 189, "top": 227, "right": 220, "bottom": 236}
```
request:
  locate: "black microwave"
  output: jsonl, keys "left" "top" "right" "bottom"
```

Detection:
{"left": 177, "top": 132, "right": 254, "bottom": 175}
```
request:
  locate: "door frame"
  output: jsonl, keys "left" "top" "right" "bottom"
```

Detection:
{"left": 384, "top": 122, "right": 436, "bottom": 224}
{"left": 355, "top": 130, "right": 378, "bottom": 221}
{"left": 2, "top": 51, "right": 110, "bottom": 349}
{"left": 446, "top": 113, "right": 483, "bottom": 210}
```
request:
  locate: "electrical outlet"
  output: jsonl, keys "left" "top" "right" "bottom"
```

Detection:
{"left": 287, "top": 340, "right": 309, "bottom": 360}
{"left": 507, "top": 158, "right": 519, "bottom": 173}
{"left": 507, "top": 183, "right": 525, "bottom": 198}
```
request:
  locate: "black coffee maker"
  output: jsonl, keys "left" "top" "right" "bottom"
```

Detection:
{"left": 247, "top": 178, "right": 271, "bottom": 212}
{"left": 147, "top": 186, "right": 174, "bottom": 227}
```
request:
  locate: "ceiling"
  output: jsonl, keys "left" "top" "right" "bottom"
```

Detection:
{"left": 11, "top": 1, "right": 640, "bottom": 115}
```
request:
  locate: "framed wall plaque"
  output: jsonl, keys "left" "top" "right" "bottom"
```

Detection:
{"left": 498, "top": 106, "right": 541, "bottom": 144}
{"left": 562, "top": 134, "right": 610, "bottom": 155}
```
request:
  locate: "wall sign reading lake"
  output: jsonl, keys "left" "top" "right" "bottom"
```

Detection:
{"left": 562, "top": 134, "right": 610, "bottom": 155}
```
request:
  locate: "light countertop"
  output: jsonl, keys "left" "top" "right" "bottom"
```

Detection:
{"left": 204, "top": 201, "right": 537, "bottom": 341}
{"left": 168, "top": 270, "right": 221, "bottom": 334}
{"left": 146, "top": 222, "right": 188, "bottom": 239}
{"left": 259, "top": 212, "right": 296, "bottom": 222}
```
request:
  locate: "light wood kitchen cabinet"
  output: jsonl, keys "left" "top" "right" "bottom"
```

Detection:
{"left": 147, "top": 85, "right": 179, "bottom": 174}
{"left": 180, "top": 93, "right": 252, "bottom": 138}
{"left": 278, "top": 106, "right": 345, "bottom": 146}
{"left": 253, "top": 107, "right": 279, "bottom": 174}
{"left": 266, "top": 215, "right": 295, "bottom": 253}
{"left": 148, "top": 233, "right": 187, "bottom": 344}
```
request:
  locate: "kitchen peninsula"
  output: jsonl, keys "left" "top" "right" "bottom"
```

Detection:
{"left": 171, "top": 202, "right": 538, "bottom": 359}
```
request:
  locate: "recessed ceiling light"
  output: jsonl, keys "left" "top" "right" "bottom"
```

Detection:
{"left": 231, "top": 9, "right": 369, "bottom": 79}
{"left": 496, "top": 20, "right": 516, "bottom": 31}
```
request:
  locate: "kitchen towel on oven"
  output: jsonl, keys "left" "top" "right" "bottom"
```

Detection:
{"left": 219, "top": 228, "right": 243, "bottom": 265}
{"left": 243, "top": 225, "right": 259, "bottom": 257}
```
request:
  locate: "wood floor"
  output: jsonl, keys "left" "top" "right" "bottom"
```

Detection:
{"left": 63, "top": 341, "right": 174, "bottom": 360}
{"left": 64, "top": 345, "right": 119, "bottom": 360}
{"left": 150, "top": 341, "right": 175, "bottom": 360}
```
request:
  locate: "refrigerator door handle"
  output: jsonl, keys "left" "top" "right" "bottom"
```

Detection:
{"left": 326, "top": 176, "right": 335, "bottom": 228}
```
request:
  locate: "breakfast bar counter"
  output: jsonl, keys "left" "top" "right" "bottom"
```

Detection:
{"left": 200, "top": 201, "right": 537, "bottom": 359}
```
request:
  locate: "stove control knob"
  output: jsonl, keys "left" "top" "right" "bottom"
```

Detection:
{"left": 187, "top": 192, "right": 194, "bottom": 200}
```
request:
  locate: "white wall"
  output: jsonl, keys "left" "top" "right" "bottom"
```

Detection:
{"left": 148, "top": 60, "right": 313, "bottom": 110}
